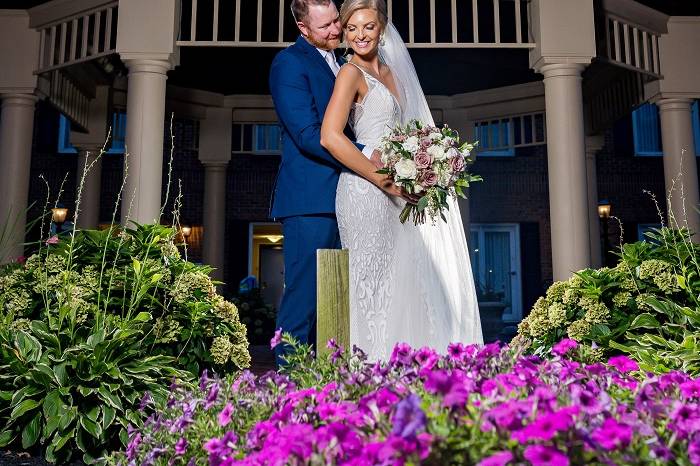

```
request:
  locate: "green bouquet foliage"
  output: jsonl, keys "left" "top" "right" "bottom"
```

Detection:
{"left": 517, "top": 226, "right": 700, "bottom": 375}
{"left": 0, "top": 223, "right": 250, "bottom": 463}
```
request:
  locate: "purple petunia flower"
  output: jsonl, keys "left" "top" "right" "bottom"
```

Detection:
{"left": 174, "top": 437, "right": 188, "bottom": 456}
{"left": 205, "top": 382, "right": 220, "bottom": 410}
{"left": 218, "top": 402, "right": 234, "bottom": 426}
{"left": 424, "top": 369, "right": 471, "bottom": 408}
{"left": 139, "top": 391, "right": 153, "bottom": 411}
{"left": 390, "top": 342, "right": 414, "bottom": 366}
{"left": 608, "top": 355, "right": 640, "bottom": 373}
{"left": 512, "top": 406, "right": 578, "bottom": 443}
{"left": 681, "top": 380, "right": 700, "bottom": 400}
{"left": 270, "top": 328, "right": 283, "bottom": 349}
{"left": 591, "top": 417, "right": 633, "bottom": 450}
{"left": 199, "top": 369, "right": 209, "bottom": 392}
{"left": 523, "top": 445, "right": 569, "bottom": 466}
{"left": 552, "top": 338, "right": 578, "bottom": 356}
{"left": 689, "top": 434, "right": 700, "bottom": 466}
{"left": 391, "top": 394, "right": 427, "bottom": 440}
{"left": 477, "top": 451, "right": 514, "bottom": 466}
{"left": 204, "top": 431, "right": 238, "bottom": 465}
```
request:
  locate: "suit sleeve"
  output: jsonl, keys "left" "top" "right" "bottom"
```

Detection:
{"left": 269, "top": 52, "right": 344, "bottom": 167}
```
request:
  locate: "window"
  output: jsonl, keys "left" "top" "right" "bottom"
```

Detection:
{"left": 233, "top": 123, "right": 282, "bottom": 154}
{"left": 57, "top": 111, "right": 127, "bottom": 154}
{"left": 474, "top": 120, "right": 515, "bottom": 157}
{"left": 632, "top": 103, "right": 662, "bottom": 156}
{"left": 633, "top": 100, "right": 700, "bottom": 157}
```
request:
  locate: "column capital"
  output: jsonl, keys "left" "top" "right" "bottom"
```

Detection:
{"left": 122, "top": 57, "right": 174, "bottom": 75}
{"left": 655, "top": 97, "right": 695, "bottom": 111}
{"left": 537, "top": 63, "right": 586, "bottom": 79}
{"left": 0, "top": 93, "right": 38, "bottom": 108}
{"left": 585, "top": 135, "right": 605, "bottom": 158}
{"left": 202, "top": 161, "right": 229, "bottom": 171}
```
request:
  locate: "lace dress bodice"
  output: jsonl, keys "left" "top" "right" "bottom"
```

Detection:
{"left": 347, "top": 63, "right": 402, "bottom": 151}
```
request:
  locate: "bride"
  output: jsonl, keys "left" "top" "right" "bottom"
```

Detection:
{"left": 320, "top": 0, "right": 483, "bottom": 361}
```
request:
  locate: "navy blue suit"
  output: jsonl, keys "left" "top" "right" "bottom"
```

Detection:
{"left": 269, "top": 36, "right": 359, "bottom": 364}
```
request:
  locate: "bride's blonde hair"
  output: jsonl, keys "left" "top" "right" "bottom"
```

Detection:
{"left": 339, "top": 0, "right": 388, "bottom": 30}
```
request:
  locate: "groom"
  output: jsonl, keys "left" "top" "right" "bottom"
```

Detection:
{"left": 269, "top": 0, "right": 401, "bottom": 365}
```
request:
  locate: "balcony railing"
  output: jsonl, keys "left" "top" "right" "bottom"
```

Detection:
{"left": 176, "top": 0, "right": 536, "bottom": 49}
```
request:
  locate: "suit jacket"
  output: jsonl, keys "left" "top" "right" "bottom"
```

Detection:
{"left": 269, "top": 35, "right": 358, "bottom": 219}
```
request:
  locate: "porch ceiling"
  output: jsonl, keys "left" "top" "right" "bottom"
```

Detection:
{"left": 168, "top": 46, "right": 541, "bottom": 96}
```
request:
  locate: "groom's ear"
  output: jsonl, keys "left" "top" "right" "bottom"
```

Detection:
{"left": 296, "top": 21, "right": 310, "bottom": 37}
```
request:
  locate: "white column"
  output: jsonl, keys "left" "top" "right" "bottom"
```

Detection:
{"left": 75, "top": 147, "right": 103, "bottom": 229}
{"left": 120, "top": 59, "right": 171, "bottom": 225}
{"left": 0, "top": 93, "right": 37, "bottom": 262}
{"left": 585, "top": 135, "right": 604, "bottom": 269}
{"left": 202, "top": 162, "right": 228, "bottom": 281}
{"left": 541, "top": 64, "right": 591, "bottom": 280}
{"left": 658, "top": 98, "right": 700, "bottom": 236}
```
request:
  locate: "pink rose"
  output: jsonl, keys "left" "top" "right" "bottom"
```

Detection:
{"left": 414, "top": 151, "right": 433, "bottom": 169}
{"left": 420, "top": 137, "right": 432, "bottom": 149}
{"left": 449, "top": 154, "right": 466, "bottom": 172}
{"left": 421, "top": 170, "right": 438, "bottom": 186}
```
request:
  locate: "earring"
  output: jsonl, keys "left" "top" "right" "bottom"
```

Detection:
{"left": 380, "top": 34, "right": 386, "bottom": 47}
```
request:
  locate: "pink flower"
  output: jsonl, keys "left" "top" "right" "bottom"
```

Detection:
{"left": 174, "top": 437, "right": 188, "bottom": 456}
{"left": 523, "top": 445, "right": 569, "bottom": 466}
{"left": 270, "top": 328, "right": 283, "bottom": 349}
{"left": 218, "top": 402, "right": 234, "bottom": 426}
{"left": 680, "top": 380, "right": 700, "bottom": 400}
{"left": 511, "top": 406, "right": 578, "bottom": 443}
{"left": 15, "top": 256, "right": 26, "bottom": 264}
{"left": 608, "top": 355, "right": 640, "bottom": 373}
{"left": 414, "top": 151, "right": 433, "bottom": 169}
{"left": 552, "top": 338, "right": 578, "bottom": 356}
{"left": 449, "top": 153, "right": 465, "bottom": 172}
{"left": 478, "top": 451, "right": 513, "bottom": 466}
{"left": 591, "top": 417, "right": 633, "bottom": 450}
{"left": 420, "top": 170, "right": 438, "bottom": 187}
{"left": 419, "top": 137, "right": 432, "bottom": 149}
{"left": 45, "top": 235, "right": 59, "bottom": 245}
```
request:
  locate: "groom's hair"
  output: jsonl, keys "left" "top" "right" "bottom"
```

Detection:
{"left": 290, "top": 0, "right": 334, "bottom": 23}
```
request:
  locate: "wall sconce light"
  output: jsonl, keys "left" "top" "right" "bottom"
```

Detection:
{"left": 597, "top": 201, "right": 611, "bottom": 219}
{"left": 51, "top": 207, "right": 68, "bottom": 233}
{"left": 264, "top": 235, "right": 283, "bottom": 243}
{"left": 181, "top": 225, "right": 192, "bottom": 239}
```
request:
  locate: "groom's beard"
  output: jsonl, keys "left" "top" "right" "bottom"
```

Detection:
{"left": 304, "top": 33, "right": 340, "bottom": 51}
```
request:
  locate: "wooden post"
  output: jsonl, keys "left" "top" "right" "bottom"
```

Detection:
{"left": 316, "top": 249, "right": 350, "bottom": 355}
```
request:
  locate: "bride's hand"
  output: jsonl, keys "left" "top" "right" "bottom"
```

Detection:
{"left": 370, "top": 149, "right": 384, "bottom": 169}
{"left": 376, "top": 176, "right": 419, "bottom": 204}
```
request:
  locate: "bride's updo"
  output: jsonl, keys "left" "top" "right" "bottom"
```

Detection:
{"left": 339, "top": 0, "right": 388, "bottom": 29}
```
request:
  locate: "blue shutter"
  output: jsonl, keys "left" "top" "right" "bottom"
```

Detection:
{"left": 107, "top": 111, "right": 126, "bottom": 154}
{"left": 632, "top": 103, "right": 662, "bottom": 156}
{"left": 474, "top": 121, "right": 515, "bottom": 157}
{"left": 57, "top": 115, "right": 78, "bottom": 154}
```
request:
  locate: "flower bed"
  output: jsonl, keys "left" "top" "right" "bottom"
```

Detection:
{"left": 110, "top": 335, "right": 700, "bottom": 465}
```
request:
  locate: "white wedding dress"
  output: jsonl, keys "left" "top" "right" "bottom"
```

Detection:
{"left": 336, "top": 58, "right": 483, "bottom": 362}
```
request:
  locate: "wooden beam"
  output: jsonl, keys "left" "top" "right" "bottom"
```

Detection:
{"left": 316, "top": 249, "right": 350, "bottom": 355}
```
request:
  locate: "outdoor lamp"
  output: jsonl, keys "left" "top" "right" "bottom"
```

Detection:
{"left": 181, "top": 225, "right": 192, "bottom": 238}
{"left": 597, "top": 201, "right": 611, "bottom": 219}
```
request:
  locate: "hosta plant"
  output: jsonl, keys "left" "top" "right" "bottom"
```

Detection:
{"left": 517, "top": 226, "right": 700, "bottom": 375}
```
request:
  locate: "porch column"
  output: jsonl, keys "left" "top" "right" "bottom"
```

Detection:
{"left": 199, "top": 107, "right": 232, "bottom": 281}
{"left": 541, "top": 64, "right": 591, "bottom": 280}
{"left": 202, "top": 162, "right": 228, "bottom": 281}
{"left": 657, "top": 98, "right": 700, "bottom": 236}
{"left": 120, "top": 58, "right": 171, "bottom": 225}
{"left": 75, "top": 148, "right": 103, "bottom": 229}
{"left": 0, "top": 93, "right": 37, "bottom": 261}
{"left": 585, "top": 135, "right": 604, "bottom": 269}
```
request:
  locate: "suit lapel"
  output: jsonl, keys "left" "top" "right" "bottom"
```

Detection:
{"left": 295, "top": 35, "right": 336, "bottom": 81}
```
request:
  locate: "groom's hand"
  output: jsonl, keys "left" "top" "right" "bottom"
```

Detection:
{"left": 377, "top": 176, "right": 419, "bottom": 204}
{"left": 370, "top": 149, "right": 384, "bottom": 169}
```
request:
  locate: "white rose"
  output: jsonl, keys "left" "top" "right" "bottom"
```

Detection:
{"left": 446, "top": 147, "right": 460, "bottom": 159}
{"left": 395, "top": 158, "right": 418, "bottom": 180}
{"left": 427, "top": 144, "right": 447, "bottom": 161}
{"left": 429, "top": 132, "right": 442, "bottom": 141}
{"left": 402, "top": 136, "right": 420, "bottom": 153}
{"left": 438, "top": 169, "right": 452, "bottom": 188}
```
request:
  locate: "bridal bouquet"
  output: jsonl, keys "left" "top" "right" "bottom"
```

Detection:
{"left": 378, "top": 120, "right": 482, "bottom": 224}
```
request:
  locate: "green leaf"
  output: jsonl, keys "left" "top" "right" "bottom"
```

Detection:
{"left": 132, "top": 258, "right": 141, "bottom": 274}
{"left": 52, "top": 428, "right": 74, "bottom": 451}
{"left": 80, "top": 414, "right": 102, "bottom": 439}
{"left": 416, "top": 195, "right": 430, "bottom": 212}
{"left": 629, "top": 313, "right": 661, "bottom": 330}
{"left": 21, "top": 412, "right": 42, "bottom": 449}
{"left": 53, "top": 362, "right": 69, "bottom": 387}
{"left": 86, "top": 405, "right": 100, "bottom": 423}
{"left": 42, "top": 390, "right": 63, "bottom": 418}
{"left": 10, "top": 385, "right": 43, "bottom": 407}
{"left": 11, "top": 399, "right": 41, "bottom": 421}
{"left": 58, "top": 407, "right": 77, "bottom": 431}
{"left": 97, "top": 386, "right": 123, "bottom": 411}
{"left": 102, "top": 405, "right": 116, "bottom": 431}
{"left": 0, "top": 430, "right": 15, "bottom": 448}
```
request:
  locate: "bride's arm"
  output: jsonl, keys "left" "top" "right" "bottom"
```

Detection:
{"left": 321, "top": 66, "right": 393, "bottom": 191}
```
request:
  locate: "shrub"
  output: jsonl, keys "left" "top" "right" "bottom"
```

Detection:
{"left": 109, "top": 335, "right": 700, "bottom": 465}
{"left": 231, "top": 289, "right": 277, "bottom": 345}
{"left": 517, "top": 226, "right": 700, "bottom": 375}
{"left": 0, "top": 223, "right": 250, "bottom": 463}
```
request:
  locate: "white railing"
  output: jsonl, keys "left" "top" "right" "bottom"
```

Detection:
{"left": 177, "top": 0, "right": 536, "bottom": 49}
{"left": 602, "top": 14, "right": 661, "bottom": 77}
{"left": 38, "top": 70, "right": 91, "bottom": 131}
{"left": 31, "top": 1, "right": 117, "bottom": 74}
{"left": 473, "top": 112, "right": 546, "bottom": 152}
